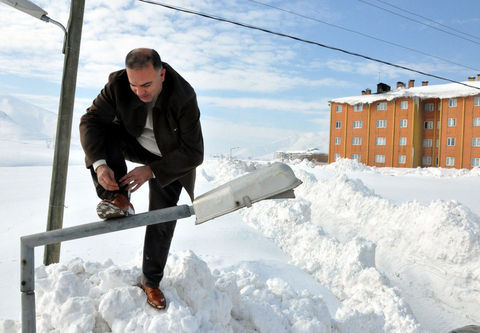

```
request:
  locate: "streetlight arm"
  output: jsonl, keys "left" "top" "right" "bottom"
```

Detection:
{"left": 0, "top": 0, "right": 68, "bottom": 52}
{"left": 44, "top": 16, "right": 68, "bottom": 53}
{"left": 0, "top": 0, "right": 47, "bottom": 20}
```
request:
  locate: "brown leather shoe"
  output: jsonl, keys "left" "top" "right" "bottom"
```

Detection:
{"left": 96, "top": 193, "right": 135, "bottom": 219}
{"left": 140, "top": 284, "right": 166, "bottom": 309}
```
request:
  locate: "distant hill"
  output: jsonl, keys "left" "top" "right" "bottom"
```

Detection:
{"left": 0, "top": 93, "right": 57, "bottom": 140}
{"left": 0, "top": 94, "right": 87, "bottom": 166}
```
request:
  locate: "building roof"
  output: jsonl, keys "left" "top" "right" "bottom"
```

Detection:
{"left": 330, "top": 80, "right": 480, "bottom": 105}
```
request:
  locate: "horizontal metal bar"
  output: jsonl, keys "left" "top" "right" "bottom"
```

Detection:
{"left": 21, "top": 205, "right": 193, "bottom": 248}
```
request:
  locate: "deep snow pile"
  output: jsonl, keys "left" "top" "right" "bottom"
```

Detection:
{"left": 242, "top": 166, "right": 479, "bottom": 331}
{"left": 4, "top": 252, "right": 334, "bottom": 333}
{"left": 1, "top": 158, "right": 479, "bottom": 333}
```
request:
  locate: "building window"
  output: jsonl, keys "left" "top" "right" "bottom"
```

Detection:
{"left": 437, "top": 120, "right": 440, "bottom": 129}
{"left": 424, "top": 121, "right": 433, "bottom": 129}
{"left": 436, "top": 139, "right": 439, "bottom": 147}
{"left": 447, "top": 137, "right": 456, "bottom": 146}
{"left": 398, "top": 155, "right": 406, "bottom": 164}
{"left": 352, "top": 137, "right": 362, "bottom": 145}
{"left": 472, "top": 137, "right": 480, "bottom": 147}
{"left": 375, "top": 154, "right": 385, "bottom": 163}
{"left": 400, "top": 101, "right": 408, "bottom": 110}
{"left": 423, "top": 139, "right": 433, "bottom": 147}
{"left": 448, "top": 118, "right": 456, "bottom": 127}
{"left": 474, "top": 117, "right": 480, "bottom": 127}
{"left": 376, "top": 137, "right": 386, "bottom": 146}
{"left": 446, "top": 157, "right": 455, "bottom": 166}
{"left": 472, "top": 158, "right": 480, "bottom": 167}
{"left": 376, "top": 120, "right": 387, "bottom": 128}
{"left": 352, "top": 154, "right": 361, "bottom": 162}
{"left": 336, "top": 105, "right": 342, "bottom": 112}
{"left": 400, "top": 119, "right": 408, "bottom": 128}
{"left": 448, "top": 98, "right": 457, "bottom": 108}
{"left": 399, "top": 137, "right": 407, "bottom": 146}
{"left": 335, "top": 137, "right": 341, "bottom": 145}
{"left": 422, "top": 156, "right": 432, "bottom": 166}
{"left": 424, "top": 103, "right": 434, "bottom": 112}
{"left": 475, "top": 96, "right": 480, "bottom": 106}
{"left": 354, "top": 104, "right": 363, "bottom": 112}
{"left": 377, "top": 102, "right": 387, "bottom": 111}
{"left": 335, "top": 121, "right": 341, "bottom": 129}
{"left": 353, "top": 120, "right": 362, "bottom": 129}
{"left": 334, "top": 153, "right": 341, "bottom": 161}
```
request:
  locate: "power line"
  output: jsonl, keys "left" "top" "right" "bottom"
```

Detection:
{"left": 244, "top": 0, "right": 480, "bottom": 72}
{"left": 357, "top": 0, "right": 480, "bottom": 47}
{"left": 137, "top": 0, "right": 480, "bottom": 91}
{"left": 371, "top": 0, "right": 480, "bottom": 42}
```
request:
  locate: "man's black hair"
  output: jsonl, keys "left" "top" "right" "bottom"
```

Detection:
{"left": 125, "top": 48, "right": 163, "bottom": 70}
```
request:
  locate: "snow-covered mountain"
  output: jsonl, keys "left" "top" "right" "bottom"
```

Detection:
{"left": 0, "top": 93, "right": 57, "bottom": 140}
{"left": 0, "top": 94, "right": 87, "bottom": 166}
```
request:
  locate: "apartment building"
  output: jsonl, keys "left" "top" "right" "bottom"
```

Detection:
{"left": 329, "top": 77, "right": 480, "bottom": 169}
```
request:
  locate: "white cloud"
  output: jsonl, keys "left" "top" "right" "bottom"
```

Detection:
{"left": 201, "top": 96, "right": 330, "bottom": 115}
{"left": 0, "top": 0, "right": 329, "bottom": 94}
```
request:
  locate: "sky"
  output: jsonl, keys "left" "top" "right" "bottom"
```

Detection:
{"left": 1, "top": 0, "right": 480, "bottom": 157}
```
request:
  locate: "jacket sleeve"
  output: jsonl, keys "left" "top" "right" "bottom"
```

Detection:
{"left": 149, "top": 93, "right": 204, "bottom": 187}
{"left": 79, "top": 79, "right": 117, "bottom": 167}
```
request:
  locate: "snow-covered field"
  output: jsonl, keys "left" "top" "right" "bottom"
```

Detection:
{"left": 1, "top": 157, "right": 479, "bottom": 332}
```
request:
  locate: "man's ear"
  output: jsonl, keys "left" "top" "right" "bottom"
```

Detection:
{"left": 160, "top": 68, "right": 166, "bottom": 82}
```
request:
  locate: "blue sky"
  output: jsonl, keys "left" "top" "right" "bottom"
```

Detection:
{"left": 1, "top": 0, "right": 480, "bottom": 157}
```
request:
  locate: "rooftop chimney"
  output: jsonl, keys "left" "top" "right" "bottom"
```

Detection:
{"left": 362, "top": 90, "right": 366, "bottom": 95}
{"left": 468, "top": 76, "right": 475, "bottom": 81}
{"left": 422, "top": 81, "right": 429, "bottom": 86}
{"left": 377, "top": 82, "right": 391, "bottom": 94}
{"left": 365, "top": 88, "right": 371, "bottom": 95}
{"left": 397, "top": 81, "right": 405, "bottom": 89}
{"left": 408, "top": 80, "right": 415, "bottom": 88}
{"left": 477, "top": 74, "right": 480, "bottom": 81}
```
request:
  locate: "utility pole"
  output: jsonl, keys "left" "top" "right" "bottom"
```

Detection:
{"left": 44, "top": 0, "right": 85, "bottom": 265}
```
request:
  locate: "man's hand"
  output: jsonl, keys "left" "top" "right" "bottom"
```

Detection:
{"left": 120, "top": 165, "right": 153, "bottom": 193}
{"left": 96, "top": 165, "right": 120, "bottom": 191}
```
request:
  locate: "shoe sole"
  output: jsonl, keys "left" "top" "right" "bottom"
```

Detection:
{"left": 140, "top": 285, "right": 166, "bottom": 310}
{"left": 97, "top": 201, "right": 129, "bottom": 220}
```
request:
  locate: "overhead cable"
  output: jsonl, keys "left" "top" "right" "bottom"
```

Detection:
{"left": 371, "top": 0, "right": 480, "bottom": 42}
{"left": 245, "top": 0, "right": 479, "bottom": 72}
{"left": 137, "top": 0, "right": 480, "bottom": 91}
{"left": 357, "top": 0, "right": 480, "bottom": 46}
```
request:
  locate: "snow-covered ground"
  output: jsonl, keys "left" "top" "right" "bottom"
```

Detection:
{"left": 0, "top": 156, "right": 479, "bottom": 332}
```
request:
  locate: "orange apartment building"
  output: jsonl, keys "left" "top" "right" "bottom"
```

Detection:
{"left": 329, "top": 77, "right": 480, "bottom": 169}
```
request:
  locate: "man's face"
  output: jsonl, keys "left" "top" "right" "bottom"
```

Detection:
{"left": 126, "top": 62, "right": 166, "bottom": 103}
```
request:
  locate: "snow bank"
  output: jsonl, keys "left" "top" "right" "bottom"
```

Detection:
{"left": 2, "top": 158, "right": 479, "bottom": 332}
{"left": 240, "top": 160, "right": 479, "bottom": 331}
{"left": 14, "top": 251, "right": 334, "bottom": 333}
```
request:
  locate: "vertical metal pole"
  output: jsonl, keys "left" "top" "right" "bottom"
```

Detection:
{"left": 44, "top": 0, "right": 85, "bottom": 265}
{"left": 21, "top": 240, "right": 35, "bottom": 333}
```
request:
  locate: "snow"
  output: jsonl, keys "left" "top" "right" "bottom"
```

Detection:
{"left": 0, "top": 94, "right": 57, "bottom": 141}
{"left": 329, "top": 80, "right": 480, "bottom": 105}
{"left": 1, "top": 152, "right": 480, "bottom": 332}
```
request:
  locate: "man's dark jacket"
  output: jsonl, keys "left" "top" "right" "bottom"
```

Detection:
{"left": 79, "top": 62, "right": 204, "bottom": 200}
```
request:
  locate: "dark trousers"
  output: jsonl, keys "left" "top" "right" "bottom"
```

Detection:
{"left": 89, "top": 125, "right": 181, "bottom": 288}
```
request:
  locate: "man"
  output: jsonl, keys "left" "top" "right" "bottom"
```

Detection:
{"left": 80, "top": 48, "right": 204, "bottom": 309}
